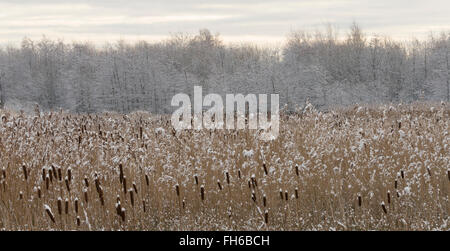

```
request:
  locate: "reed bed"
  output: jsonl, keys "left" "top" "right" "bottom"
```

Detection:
{"left": 0, "top": 102, "right": 448, "bottom": 230}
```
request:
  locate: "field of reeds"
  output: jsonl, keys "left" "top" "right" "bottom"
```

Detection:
{"left": 0, "top": 103, "right": 449, "bottom": 230}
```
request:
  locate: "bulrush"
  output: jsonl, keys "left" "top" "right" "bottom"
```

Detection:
{"left": 401, "top": 170, "right": 405, "bottom": 179}
{"left": 19, "top": 191, "right": 23, "bottom": 200}
{"left": 285, "top": 190, "right": 288, "bottom": 201}
{"left": 226, "top": 172, "right": 230, "bottom": 184}
{"left": 129, "top": 189, "right": 134, "bottom": 207}
{"left": 279, "top": 189, "right": 283, "bottom": 200}
{"left": 238, "top": 169, "right": 241, "bottom": 179}
{"left": 115, "top": 201, "right": 122, "bottom": 216}
{"left": 194, "top": 175, "right": 199, "bottom": 185}
{"left": 251, "top": 174, "right": 257, "bottom": 188}
{"left": 122, "top": 176, "right": 127, "bottom": 194}
{"left": 120, "top": 208, "right": 126, "bottom": 222}
{"left": 2, "top": 167, "right": 6, "bottom": 179}
{"left": 295, "top": 188, "right": 299, "bottom": 199}
{"left": 44, "top": 205, "right": 55, "bottom": 223}
{"left": 217, "top": 180, "right": 222, "bottom": 191}
{"left": 145, "top": 174, "right": 149, "bottom": 186}
{"left": 387, "top": 191, "right": 391, "bottom": 204}
{"left": 264, "top": 210, "right": 269, "bottom": 224}
{"left": 251, "top": 191, "right": 256, "bottom": 203}
{"left": 263, "top": 163, "right": 268, "bottom": 176}
{"left": 119, "top": 164, "right": 124, "bottom": 184}
{"left": 57, "top": 167, "right": 62, "bottom": 182}
{"left": 358, "top": 195, "right": 362, "bottom": 207}
{"left": 83, "top": 188, "right": 89, "bottom": 204}
{"left": 45, "top": 175, "right": 50, "bottom": 190}
{"left": 133, "top": 182, "right": 138, "bottom": 194}
{"left": 74, "top": 198, "right": 79, "bottom": 214}
{"left": 48, "top": 169, "right": 53, "bottom": 183}
{"left": 448, "top": 170, "right": 450, "bottom": 181}
{"left": 65, "top": 177, "right": 70, "bottom": 192}
{"left": 84, "top": 176, "right": 89, "bottom": 187}
{"left": 175, "top": 184, "right": 180, "bottom": 196}
{"left": 295, "top": 164, "right": 299, "bottom": 177}
{"left": 65, "top": 199, "right": 69, "bottom": 215}
{"left": 37, "top": 187, "right": 41, "bottom": 199}
{"left": 395, "top": 179, "right": 398, "bottom": 189}
{"left": 22, "top": 165, "right": 28, "bottom": 181}
{"left": 381, "top": 202, "right": 388, "bottom": 214}
{"left": 76, "top": 217, "right": 81, "bottom": 227}
{"left": 142, "top": 200, "right": 146, "bottom": 212}
{"left": 57, "top": 197, "right": 62, "bottom": 215}
{"left": 67, "top": 167, "right": 72, "bottom": 182}
{"left": 263, "top": 194, "right": 267, "bottom": 207}
{"left": 41, "top": 168, "right": 46, "bottom": 182}
{"left": 51, "top": 165, "right": 57, "bottom": 180}
{"left": 200, "top": 185, "right": 205, "bottom": 201}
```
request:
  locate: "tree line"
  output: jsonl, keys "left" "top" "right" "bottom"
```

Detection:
{"left": 0, "top": 24, "right": 448, "bottom": 113}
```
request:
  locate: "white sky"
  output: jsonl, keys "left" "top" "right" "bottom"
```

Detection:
{"left": 0, "top": 0, "right": 449, "bottom": 46}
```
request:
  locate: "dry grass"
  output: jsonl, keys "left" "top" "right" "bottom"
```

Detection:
{"left": 0, "top": 102, "right": 449, "bottom": 230}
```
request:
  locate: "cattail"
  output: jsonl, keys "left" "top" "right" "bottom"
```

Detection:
{"left": 295, "top": 188, "right": 299, "bottom": 199}
{"left": 83, "top": 188, "right": 89, "bottom": 204}
{"left": 76, "top": 216, "right": 81, "bottom": 227}
{"left": 145, "top": 174, "right": 149, "bottom": 186}
{"left": 120, "top": 208, "right": 126, "bottom": 222}
{"left": 217, "top": 180, "right": 222, "bottom": 191}
{"left": 194, "top": 175, "right": 199, "bottom": 185}
{"left": 37, "top": 187, "right": 41, "bottom": 199}
{"left": 448, "top": 170, "right": 450, "bottom": 181}
{"left": 65, "top": 199, "right": 69, "bottom": 215}
{"left": 51, "top": 165, "right": 57, "bottom": 179}
{"left": 264, "top": 210, "right": 269, "bottom": 224}
{"left": 119, "top": 164, "right": 124, "bottom": 184}
{"left": 381, "top": 202, "right": 388, "bottom": 214}
{"left": 94, "top": 173, "right": 101, "bottom": 193}
{"left": 133, "top": 182, "right": 138, "bottom": 194}
{"left": 200, "top": 185, "right": 205, "bottom": 201}
{"left": 400, "top": 170, "right": 404, "bottom": 179}
{"left": 226, "top": 172, "right": 230, "bottom": 184}
{"left": 263, "top": 163, "right": 268, "bottom": 175}
{"left": 129, "top": 189, "right": 134, "bottom": 207}
{"left": 57, "top": 198, "right": 62, "bottom": 215}
{"left": 394, "top": 179, "right": 398, "bottom": 189}
{"left": 116, "top": 201, "right": 122, "bottom": 215}
{"left": 84, "top": 176, "right": 89, "bottom": 187}
{"left": 142, "top": 200, "right": 146, "bottom": 212}
{"left": 44, "top": 205, "right": 55, "bottom": 223}
{"left": 48, "top": 169, "right": 53, "bottom": 183}
{"left": 57, "top": 167, "right": 62, "bottom": 182}
{"left": 42, "top": 168, "right": 46, "bottom": 181}
{"left": 248, "top": 180, "right": 251, "bottom": 189}
{"left": 251, "top": 191, "right": 256, "bottom": 203}
{"left": 251, "top": 174, "right": 257, "bottom": 187}
{"left": 65, "top": 177, "right": 70, "bottom": 192}
{"left": 358, "top": 195, "right": 362, "bottom": 207}
{"left": 74, "top": 198, "right": 79, "bottom": 214}
{"left": 2, "top": 168, "right": 6, "bottom": 179}
{"left": 238, "top": 169, "right": 241, "bottom": 179}
{"left": 295, "top": 164, "right": 299, "bottom": 177}
{"left": 67, "top": 168, "right": 72, "bottom": 182}
{"left": 122, "top": 176, "right": 127, "bottom": 194}
{"left": 279, "top": 189, "right": 283, "bottom": 200}
{"left": 387, "top": 191, "right": 391, "bottom": 204}
{"left": 285, "top": 190, "right": 288, "bottom": 201}
{"left": 22, "top": 165, "right": 28, "bottom": 181}
{"left": 175, "top": 184, "right": 180, "bottom": 196}
{"left": 263, "top": 194, "right": 267, "bottom": 207}
{"left": 45, "top": 175, "right": 50, "bottom": 190}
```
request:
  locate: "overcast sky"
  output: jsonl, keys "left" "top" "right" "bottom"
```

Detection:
{"left": 1, "top": 0, "right": 449, "bottom": 46}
